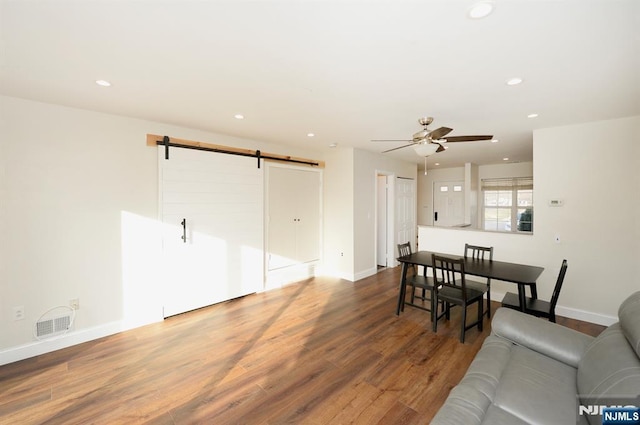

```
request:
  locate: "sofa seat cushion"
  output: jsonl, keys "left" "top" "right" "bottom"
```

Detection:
{"left": 432, "top": 333, "right": 582, "bottom": 425}
{"left": 493, "top": 342, "right": 580, "bottom": 424}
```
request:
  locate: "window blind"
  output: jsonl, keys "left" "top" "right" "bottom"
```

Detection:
{"left": 481, "top": 177, "right": 533, "bottom": 191}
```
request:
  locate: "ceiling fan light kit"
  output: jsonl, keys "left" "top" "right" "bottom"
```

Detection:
{"left": 413, "top": 143, "right": 439, "bottom": 157}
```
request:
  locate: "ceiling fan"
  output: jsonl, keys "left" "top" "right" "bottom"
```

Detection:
{"left": 372, "top": 117, "right": 494, "bottom": 157}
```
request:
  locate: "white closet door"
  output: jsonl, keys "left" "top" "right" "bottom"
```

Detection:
{"left": 160, "top": 147, "right": 264, "bottom": 317}
{"left": 266, "top": 167, "right": 298, "bottom": 270}
{"left": 293, "top": 169, "right": 321, "bottom": 264}
{"left": 267, "top": 166, "right": 321, "bottom": 271}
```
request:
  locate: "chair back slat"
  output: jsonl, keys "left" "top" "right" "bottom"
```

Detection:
{"left": 397, "top": 242, "right": 412, "bottom": 258}
{"left": 549, "top": 259, "right": 568, "bottom": 311}
{"left": 464, "top": 243, "right": 493, "bottom": 261}
{"left": 432, "top": 254, "right": 467, "bottom": 298}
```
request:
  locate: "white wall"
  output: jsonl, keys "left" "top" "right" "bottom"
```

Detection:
{"left": 353, "top": 149, "right": 417, "bottom": 280}
{"left": 419, "top": 116, "right": 640, "bottom": 324}
{"left": 0, "top": 95, "right": 328, "bottom": 364}
{"left": 322, "top": 147, "right": 354, "bottom": 280}
{"left": 533, "top": 115, "right": 639, "bottom": 319}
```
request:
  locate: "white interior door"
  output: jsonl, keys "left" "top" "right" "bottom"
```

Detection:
{"left": 434, "top": 181, "right": 465, "bottom": 227}
{"left": 396, "top": 177, "right": 416, "bottom": 253}
{"left": 160, "top": 148, "right": 264, "bottom": 317}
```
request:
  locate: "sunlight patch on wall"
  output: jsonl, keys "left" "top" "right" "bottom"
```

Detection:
{"left": 120, "top": 211, "right": 163, "bottom": 329}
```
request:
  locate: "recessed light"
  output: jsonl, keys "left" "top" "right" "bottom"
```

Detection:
{"left": 528, "top": 113, "right": 539, "bottom": 118}
{"left": 329, "top": 143, "right": 338, "bottom": 148}
{"left": 503, "top": 157, "right": 509, "bottom": 161}
{"left": 491, "top": 139, "right": 499, "bottom": 143}
{"left": 444, "top": 146, "right": 449, "bottom": 150}
{"left": 307, "top": 133, "right": 315, "bottom": 137}
{"left": 95, "top": 80, "right": 111, "bottom": 87}
{"left": 506, "top": 78, "right": 523, "bottom": 86}
{"left": 435, "top": 163, "right": 440, "bottom": 166}
{"left": 234, "top": 114, "right": 244, "bottom": 120}
{"left": 468, "top": 1, "right": 495, "bottom": 19}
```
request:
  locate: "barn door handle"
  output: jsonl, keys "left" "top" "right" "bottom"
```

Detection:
{"left": 434, "top": 212, "right": 438, "bottom": 222}
{"left": 181, "top": 218, "right": 187, "bottom": 243}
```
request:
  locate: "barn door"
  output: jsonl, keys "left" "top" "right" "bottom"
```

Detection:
{"left": 159, "top": 147, "right": 264, "bottom": 317}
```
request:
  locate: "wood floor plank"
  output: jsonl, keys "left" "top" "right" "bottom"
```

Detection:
{"left": 0, "top": 267, "right": 606, "bottom": 424}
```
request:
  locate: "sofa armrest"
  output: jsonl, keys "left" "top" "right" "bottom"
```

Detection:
{"left": 491, "top": 307, "right": 594, "bottom": 368}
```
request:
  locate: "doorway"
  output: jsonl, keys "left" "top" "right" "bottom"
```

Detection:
{"left": 375, "top": 172, "right": 395, "bottom": 269}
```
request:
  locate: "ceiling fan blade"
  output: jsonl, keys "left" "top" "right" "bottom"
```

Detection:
{"left": 444, "top": 135, "right": 494, "bottom": 142}
{"left": 435, "top": 143, "right": 446, "bottom": 153}
{"left": 428, "top": 127, "right": 453, "bottom": 140}
{"left": 371, "top": 139, "right": 412, "bottom": 142}
{"left": 382, "top": 143, "right": 415, "bottom": 153}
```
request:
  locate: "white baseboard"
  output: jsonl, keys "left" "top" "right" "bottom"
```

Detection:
{"left": 553, "top": 305, "right": 617, "bottom": 327}
{"left": 354, "top": 267, "right": 378, "bottom": 281}
{"left": 0, "top": 321, "right": 129, "bottom": 366}
{"left": 334, "top": 272, "right": 355, "bottom": 282}
{"left": 317, "top": 265, "right": 384, "bottom": 282}
{"left": 490, "top": 290, "right": 617, "bottom": 327}
{"left": 265, "top": 262, "right": 319, "bottom": 290}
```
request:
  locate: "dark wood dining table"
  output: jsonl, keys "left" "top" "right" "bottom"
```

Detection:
{"left": 396, "top": 251, "right": 544, "bottom": 315}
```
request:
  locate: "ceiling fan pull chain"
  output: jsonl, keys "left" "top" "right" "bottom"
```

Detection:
{"left": 424, "top": 157, "right": 428, "bottom": 175}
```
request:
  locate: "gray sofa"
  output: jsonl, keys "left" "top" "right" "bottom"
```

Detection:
{"left": 432, "top": 291, "right": 640, "bottom": 425}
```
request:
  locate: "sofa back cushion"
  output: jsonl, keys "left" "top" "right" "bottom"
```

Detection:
{"left": 619, "top": 291, "right": 640, "bottom": 358}
{"left": 577, "top": 291, "right": 640, "bottom": 425}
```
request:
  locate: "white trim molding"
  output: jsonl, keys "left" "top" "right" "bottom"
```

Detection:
{"left": 0, "top": 321, "right": 129, "bottom": 366}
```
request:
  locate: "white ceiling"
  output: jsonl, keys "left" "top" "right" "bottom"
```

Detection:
{"left": 1, "top": 0, "right": 638, "bottom": 168}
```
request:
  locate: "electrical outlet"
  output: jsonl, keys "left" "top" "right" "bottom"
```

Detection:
{"left": 13, "top": 306, "right": 25, "bottom": 321}
{"left": 70, "top": 298, "right": 80, "bottom": 310}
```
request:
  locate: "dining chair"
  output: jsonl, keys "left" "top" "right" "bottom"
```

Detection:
{"left": 432, "top": 254, "right": 487, "bottom": 343}
{"left": 397, "top": 242, "right": 416, "bottom": 275}
{"left": 397, "top": 242, "right": 436, "bottom": 317}
{"left": 464, "top": 243, "right": 494, "bottom": 319}
{"left": 501, "top": 259, "right": 568, "bottom": 322}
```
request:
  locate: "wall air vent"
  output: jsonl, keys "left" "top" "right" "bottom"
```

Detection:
{"left": 36, "top": 314, "right": 71, "bottom": 337}
{"left": 34, "top": 306, "right": 76, "bottom": 340}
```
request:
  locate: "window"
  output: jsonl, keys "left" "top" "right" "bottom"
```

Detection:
{"left": 482, "top": 177, "right": 533, "bottom": 233}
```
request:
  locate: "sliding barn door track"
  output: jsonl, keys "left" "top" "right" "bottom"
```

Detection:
{"left": 148, "top": 134, "right": 322, "bottom": 168}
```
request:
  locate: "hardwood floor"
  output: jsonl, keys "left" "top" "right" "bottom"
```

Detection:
{"left": 0, "top": 267, "right": 605, "bottom": 425}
